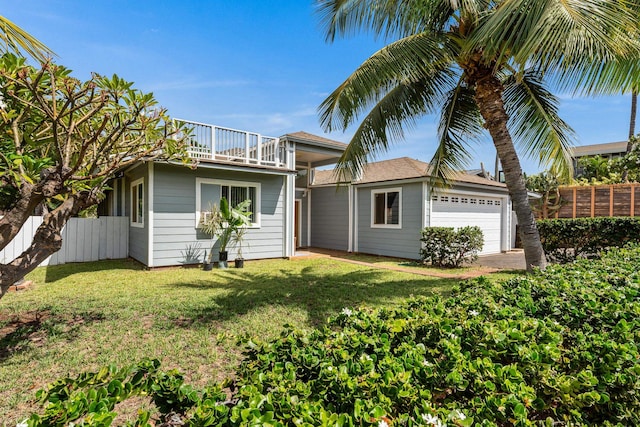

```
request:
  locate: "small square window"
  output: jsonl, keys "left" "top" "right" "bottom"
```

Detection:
{"left": 371, "top": 188, "right": 402, "bottom": 228}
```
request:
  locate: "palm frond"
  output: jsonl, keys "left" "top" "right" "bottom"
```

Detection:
{"left": 428, "top": 79, "right": 484, "bottom": 185}
{"left": 560, "top": 54, "right": 640, "bottom": 96}
{"left": 470, "top": 0, "right": 640, "bottom": 73}
{"left": 319, "top": 31, "right": 454, "bottom": 132}
{"left": 316, "top": 0, "right": 472, "bottom": 41}
{"left": 334, "top": 72, "right": 455, "bottom": 181}
{"left": 0, "top": 16, "right": 54, "bottom": 62}
{"left": 502, "top": 70, "right": 575, "bottom": 180}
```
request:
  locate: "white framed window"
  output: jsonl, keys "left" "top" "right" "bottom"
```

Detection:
{"left": 195, "top": 178, "right": 261, "bottom": 228}
{"left": 130, "top": 178, "right": 144, "bottom": 228}
{"left": 371, "top": 187, "right": 402, "bottom": 229}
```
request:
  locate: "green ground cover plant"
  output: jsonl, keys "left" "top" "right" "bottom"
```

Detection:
{"left": 17, "top": 246, "right": 640, "bottom": 426}
{"left": 0, "top": 257, "right": 470, "bottom": 425}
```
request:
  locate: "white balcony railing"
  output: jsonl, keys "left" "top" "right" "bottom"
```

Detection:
{"left": 176, "top": 119, "right": 288, "bottom": 168}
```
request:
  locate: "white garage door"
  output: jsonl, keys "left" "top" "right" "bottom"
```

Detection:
{"left": 430, "top": 193, "right": 503, "bottom": 254}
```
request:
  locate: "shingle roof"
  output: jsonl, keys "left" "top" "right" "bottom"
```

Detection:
{"left": 283, "top": 131, "right": 348, "bottom": 149}
{"left": 312, "top": 157, "right": 506, "bottom": 189}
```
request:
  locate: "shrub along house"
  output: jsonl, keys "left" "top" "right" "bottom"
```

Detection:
{"left": 304, "top": 157, "right": 514, "bottom": 259}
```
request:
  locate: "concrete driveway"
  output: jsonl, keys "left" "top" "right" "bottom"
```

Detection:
{"left": 473, "top": 249, "right": 526, "bottom": 270}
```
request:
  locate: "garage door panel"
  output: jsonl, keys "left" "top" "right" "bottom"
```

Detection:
{"left": 431, "top": 195, "right": 503, "bottom": 255}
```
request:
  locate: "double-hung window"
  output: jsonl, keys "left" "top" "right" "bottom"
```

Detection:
{"left": 371, "top": 188, "right": 401, "bottom": 228}
{"left": 130, "top": 178, "right": 144, "bottom": 227}
{"left": 196, "top": 178, "right": 261, "bottom": 227}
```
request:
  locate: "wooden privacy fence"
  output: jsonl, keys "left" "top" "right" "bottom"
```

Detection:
{"left": 555, "top": 183, "right": 640, "bottom": 218}
{"left": 0, "top": 216, "right": 129, "bottom": 266}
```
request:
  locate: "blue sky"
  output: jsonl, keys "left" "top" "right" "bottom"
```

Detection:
{"left": 4, "top": 1, "right": 635, "bottom": 174}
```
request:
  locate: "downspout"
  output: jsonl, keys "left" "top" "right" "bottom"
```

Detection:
{"left": 147, "top": 162, "right": 154, "bottom": 267}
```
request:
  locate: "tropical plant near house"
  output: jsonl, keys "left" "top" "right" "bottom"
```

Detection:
{"left": 316, "top": 0, "right": 640, "bottom": 272}
{"left": 0, "top": 54, "right": 188, "bottom": 300}
{"left": 200, "top": 197, "right": 252, "bottom": 267}
{"left": 525, "top": 170, "right": 565, "bottom": 219}
{"left": 420, "top": 226, "right": 483, "bottom": 267}
{"left": 576, "top": 137, "right": 640, "bottom": 184}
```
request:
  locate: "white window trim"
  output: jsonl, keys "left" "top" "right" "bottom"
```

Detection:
{"left": 130, "top": 178, "right": 144, "bottom": 228}
{"left": 370, "top": 187, "right": 402, "bottom": 229}
{"left": 195, "top": 177, "right": 262, "bottom": 228}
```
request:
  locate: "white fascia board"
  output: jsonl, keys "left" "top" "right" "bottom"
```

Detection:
{"left": 163, "top": 159, "right": 295, "bottom": 176}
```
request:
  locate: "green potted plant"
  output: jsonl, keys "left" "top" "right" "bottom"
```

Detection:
{"left": 200, "top": 197, "right": 252, "bottom": 269}
{"left": 232, "top": 226, "right": 249, "bottom": 268}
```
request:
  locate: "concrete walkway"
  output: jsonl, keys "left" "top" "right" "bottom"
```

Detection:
{"left": 293, "top": 248, "right": 526, "bottom": 279}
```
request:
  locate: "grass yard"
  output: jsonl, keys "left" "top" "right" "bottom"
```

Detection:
{"left": 332, "top": 252, "right": 511, "bottom": 276}
{"left": 0, "top": 256, "right": 516, "bottom": 424}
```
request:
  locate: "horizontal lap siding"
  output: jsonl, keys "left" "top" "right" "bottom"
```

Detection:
{"left": 127, "top": 165, "right": 148, "bottom": 264}
{"left": 357, "top": 183, "right": 422, "bottom": 260}
{"left": 152, "top": 164, "right": 286, "bottom": 267}
{"left": 310, "top": 186, "right": 349, "bottom": 251}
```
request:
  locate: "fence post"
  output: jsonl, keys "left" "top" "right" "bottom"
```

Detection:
{"left": 610, "top": 185, "right": 614, "bottom": 217}
{"left": 632, "top": 184, "right": 636, "bottom": 217}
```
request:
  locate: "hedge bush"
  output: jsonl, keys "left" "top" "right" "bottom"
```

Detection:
{"left": 537, "top": 217, "right": 640, "bottom": 263}
{"left": 24, "top": 245, "right": 640, "bottom": 426}
{"left": 420, "top": 226, "right": 484, "bottom": 267}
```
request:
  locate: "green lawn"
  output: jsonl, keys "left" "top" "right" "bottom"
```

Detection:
{"left": 0, "top": 257, "right": 516, "bottom": 424}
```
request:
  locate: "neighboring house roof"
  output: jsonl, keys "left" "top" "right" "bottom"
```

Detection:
{"left": 312, "top": 157, "right": 506, "bottom": 189}
{"left": 570, "top": 141, "right": 628, "bottom": 158}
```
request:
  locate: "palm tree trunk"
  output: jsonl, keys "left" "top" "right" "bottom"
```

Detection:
{"left": 474, "top": 75, "right": 547, "bottom": 272}
{"left": 622, "top": 90, "right": 636, "bottom": 182}
{"left": 629, "top": 91, "right": 637, "bottom": 140}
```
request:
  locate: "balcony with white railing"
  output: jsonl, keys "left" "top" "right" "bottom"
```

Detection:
{"left": 176, "top": 119, "right": 290, "bottom": 169}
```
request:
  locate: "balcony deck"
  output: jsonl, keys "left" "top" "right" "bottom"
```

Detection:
{"left": 177, "top": 119, "right": 289, "bottom": 169}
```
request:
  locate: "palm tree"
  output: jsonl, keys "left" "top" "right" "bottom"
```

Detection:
{"left": 317, "top": 0, "right": 640, "bottom": 271}
{"left": 0, "top": 15, "right": 53, "bottom": 61}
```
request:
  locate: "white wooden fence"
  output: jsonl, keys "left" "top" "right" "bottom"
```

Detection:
{"left": 0, "top": 216, "right": 129, "bottom": 266}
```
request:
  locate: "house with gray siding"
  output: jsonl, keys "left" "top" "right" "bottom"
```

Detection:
{"left": 100, "top": 119, "right": 512, "bottom": 266}
{"left": 306, "top": 157, "right": 513, "bottom": 259}
{"left": 100, "top": 121, "right": 346, "bottom": 267}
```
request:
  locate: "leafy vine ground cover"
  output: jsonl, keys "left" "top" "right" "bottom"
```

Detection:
{"left": 24, "top": 246, "right": 640, "bottom": 426}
